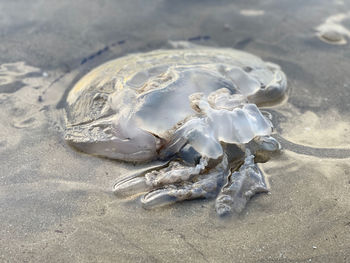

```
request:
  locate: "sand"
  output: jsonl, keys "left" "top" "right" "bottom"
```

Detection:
{"left": 0, "top": 0, "right": 349, "bottom": 262}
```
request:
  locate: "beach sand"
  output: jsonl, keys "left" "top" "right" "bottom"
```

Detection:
{"left": 0, "top": 1, "right": 349, "bottom": 262}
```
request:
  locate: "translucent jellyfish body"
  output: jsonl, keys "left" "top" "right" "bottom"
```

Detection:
{"left": 65, "top": 47, "right": 287, "bottom": 215}
{"left": 316, "top": 13, "right": 350, "bottom": 45}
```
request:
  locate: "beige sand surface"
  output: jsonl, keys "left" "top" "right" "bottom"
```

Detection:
{"left": 0, "top": 1, "right": 349, "bottom": 262}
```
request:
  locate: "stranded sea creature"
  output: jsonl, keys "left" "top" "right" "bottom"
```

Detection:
{"left": 316, "top": 12, "right": 350, "bottom": 45}
{"left": 65, "top": 47, "right": 287, "bottom": 215}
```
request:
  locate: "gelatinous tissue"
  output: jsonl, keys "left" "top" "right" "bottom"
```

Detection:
{"left": 316, "top": 12, "right": 350, "bottom": 45}
{"left": 65, "top": 45, "right": 287, "bottom": 215}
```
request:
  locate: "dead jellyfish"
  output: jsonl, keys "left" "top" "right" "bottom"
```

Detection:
{"left": 64, "top": 46, "right": 287, "bottom": 215}
{"left": 316, "top": 13, "right": 350, "bottom": 45}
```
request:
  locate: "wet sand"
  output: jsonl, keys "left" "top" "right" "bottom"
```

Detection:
{"left": 0, "top": 1, "right": 349, "bottom": 262}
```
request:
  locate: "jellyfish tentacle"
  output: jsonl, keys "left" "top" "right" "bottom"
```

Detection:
{"left": 215, "top": 149, "right": 268, "bottom": 216}
{"left": 113, "top": 161, "right": 170, "bottom": 196}
{"left": 141, "top": 155, "right": 229, "bottom": 209}
{"left": 252, "top": 135, "right": 281, "bottom": 152}
{"left": 141, "top": 172, "right": 220, "bottom": 209}
{"left": 113, "top": 156, "right": 209, "bottom": 197}
{"left": 145, "top": 156, "right": 209, "bottom": 187}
